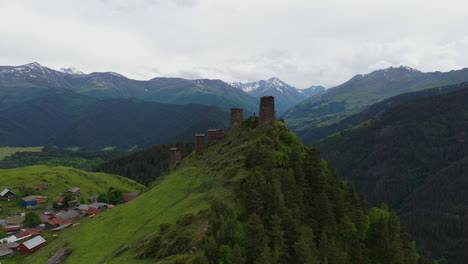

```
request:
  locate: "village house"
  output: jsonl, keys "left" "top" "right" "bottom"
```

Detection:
{"left": 123, "top": 193, "right": 139, "bottom": 203}
{"left": 55, "top": 210, "right": 80, "bottom": 222}
{"left": 0, "top": 188, "right": 16, "bottom": 201}
{"left": 0, "top": 244, "right": 14, "bottom": 257}
{"left": 18, "top": 235, "right": 47, "bottom": 254}
{"left": 2, "top": 229, "right": 42, "bottom": 244}
{"left": 66, "top": 187, "right": 81, "bottom": 197}
{"left": 21, "top": 195, "right": 47, "bottom": 207}
{"left": 46, "top": 218, "right": 73, "bottom": 230}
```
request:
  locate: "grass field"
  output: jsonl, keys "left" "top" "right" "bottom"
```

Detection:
{"left": 0, "top": 146, "right": 43, "bottom": 160}
{"left": 0, "top": 165, "right": 145, "bottom": 207}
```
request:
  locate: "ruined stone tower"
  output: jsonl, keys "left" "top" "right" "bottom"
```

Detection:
{"left": 207, "top": 129, "right": 224, "bottom": 142}
{"left": 195, "top": 134, "right": 205, "bottom": 153}
{"left": 168, "top": 147, "right": 182, "bottom": 169}
{"left": 259, "top": 96, "right": 276, "bottom": 126}
{"left": 230, "top": 108, "right": 244, "bottom": 128}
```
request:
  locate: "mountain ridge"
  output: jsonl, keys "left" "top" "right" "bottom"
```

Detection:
{"left": 285, "top": 65, "right": 468, "bottom": 143}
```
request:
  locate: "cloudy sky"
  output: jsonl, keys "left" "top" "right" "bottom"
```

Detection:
{"left": 1, "top": 0, "right": 468, "bottom": 88}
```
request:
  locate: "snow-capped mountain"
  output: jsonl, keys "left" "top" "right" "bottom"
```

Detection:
{"left": 60, "top": 67, "right": 84, "bottom": 75}
{"left": 229, "top": 77, "right": 309, "bottom": 115}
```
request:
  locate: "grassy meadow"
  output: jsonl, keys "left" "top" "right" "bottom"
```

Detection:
{"left": 0, "top": 146, "right": 43, "bottom": 160}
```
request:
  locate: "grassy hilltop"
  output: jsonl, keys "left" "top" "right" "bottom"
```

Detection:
{"left": 0, "top": 165, "right": 144, "bottom": 208}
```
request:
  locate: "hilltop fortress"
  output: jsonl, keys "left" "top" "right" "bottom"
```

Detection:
{"left": 168, "top": 96, "right": 276, "bottom": 168}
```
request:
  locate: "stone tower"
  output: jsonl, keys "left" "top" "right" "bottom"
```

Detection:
{"left": 230, "top": 108, "right": 244, "bottom": 128}
{"left": 168, "top": 147, "right": 182, "bottom": 169}
{"left": 259, "top": 96, "right": 276, "bottom": 126}
{"left": 195, "top": 134, "right": 205, "bottom": 153}
{"left": 207, "top": 129, "right": 224, "bottom": 142}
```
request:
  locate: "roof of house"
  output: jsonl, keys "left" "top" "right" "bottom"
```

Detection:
{"left": 15, "top": 229, "right": 42, "bottom": 239}
{"left": 48, "top": 217, "right": 73, "bottom": 225}
{"left": 77, "top": 204, "right": 89, "bottom": 211}
{"left": 0, "top": 248, "right": 14, "bottom": 257}
{"left": 21, "top": 195, "right": 47, "bottom": 202}
{"left": 87, "top": 208, "right": 102, "bottom": 215}
{"left": 5, "top": 225, "right": 22, "bottom": 232}
{"left": 51, "top": 223, "right": 73, "bottom": 231}
{"left": 67, "top": 187, "right": 80, "bottom": 193}
{"left": 0, "top": 188, "right": 15, "bottom": 196}
{"left": 123, "top": 193, "right": 139, "bottom": 202}
{"left": 55, "top": 210, "right": 80, "bottom": 220}
{"left": 89, "top": 202, "right": 108, "bottom": 209}
{"left": 22, "top": 235, "right": 46, "bottom": 249}
{"left": 6, "top": 242, "right": 19, "bottom": 248}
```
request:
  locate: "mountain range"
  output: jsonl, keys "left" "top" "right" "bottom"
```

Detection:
{"left": 0, "top": 89, "right": 228, "bottom": 150}
{"left": 284, "top": 65, "right": 468, "bottom": 144}
{"left": 0, "top": 62, "right": 258, "bottom": 114}
{"left": 229, "top": 77, "right": 324, "bottom": 115}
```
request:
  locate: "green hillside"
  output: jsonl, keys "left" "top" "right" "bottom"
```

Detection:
{"left": 316, "top": 87, "right": 468, "bottom": 263}
{"left": 285, "top": 66, "right": 468, "bottom": 144}
{"left": 25, "top": 121, "right": 429, "bottom": 264}
{"left": 0, "top": 165, "right": 145, "bottom": 202}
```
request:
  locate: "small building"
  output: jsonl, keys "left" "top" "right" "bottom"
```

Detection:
{"left": 5, "top": 225, "right": 22, "bottom": 232}
{"left": 76, "top": 204, "right": 89, "bottom": 213}
{"left": 14, "top": 229, "right": 42, "bottom": 241}
{"left": 18, "top": 235, "right": 47, "bottom": 254}
{"left": 89, "top": 202, "right": 109, "bottom": 210}
{"left": 207, "top": 129, "right": 224, "bottom": 142}
{"left": 46, "top": 218, "right": 73, "bottom": 229}
{"left": 0, "top": 244, "right": 14, "bottom": 257}
{"left": 21, "top": 195, "right": 47, "bottom": 207}
{"left": 195, "top": 134, "right": 205, "bottom": 153}
{"left": 89, "top": 195, "right": 99, "bottom": 203}
{"left": 0, "top": 189, "right": 16, "bottom": 201}
{"left": 123, "top": 193, "right": 139, "bottom": 203}
{"left": 33, "top": 184, "right": 45, "bottom": 191}
{"left": 168, "top": 148, "right": 182, "bottom": 169}
{"left": 87, "top": 208, "right": 102, "bottom": 215}
{"left": 66, "top": 187, "right": 81, "bottom": 197}
{"left": 55, "top": 210, "right": 80, "bottom": 221}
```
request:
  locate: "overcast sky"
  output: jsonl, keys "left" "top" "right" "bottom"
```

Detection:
{"left": 1, "top": 0, "right": 468, "bottom": 88}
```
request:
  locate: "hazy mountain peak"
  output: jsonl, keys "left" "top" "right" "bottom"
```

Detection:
{"left": 60, "top": 67, "right": 84, "bottom": 75}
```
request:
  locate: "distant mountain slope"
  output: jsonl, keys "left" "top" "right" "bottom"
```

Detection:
{"left": 53, "top": 98, "right": 229, "bottom": 150}
{"left": 299, "top": 82, "right": 468, "bottom": 144}
{"left": 298, "top": 85, "right": 326, "bottom": 98}
{"left": 0, "top": 62, "right": 258, "bottom": 114}
{"left": 316, "top": 87, "right": 468, "bottom": 263}
{"left": 0, "top": 89, "right": 229, "bottom": 150}
{"left": 27, "top": 121, "right": 428, "bottom": 264}
{"left": 285, "top": 66, "right": 468, "bottom": 141}
{"left": 229, "top": 77, "right": 308, "bottom": 115}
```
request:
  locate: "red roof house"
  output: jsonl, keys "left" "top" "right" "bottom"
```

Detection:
{"left": 18, "top": 235, "right": 47, "bottom": 254}
{"left": 87, "top": 208, "right": 102, "bottom": 215}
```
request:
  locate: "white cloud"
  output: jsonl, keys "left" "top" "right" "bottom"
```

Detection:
{"left": 1, "top": 0, "right": 468, "bottom": 87}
